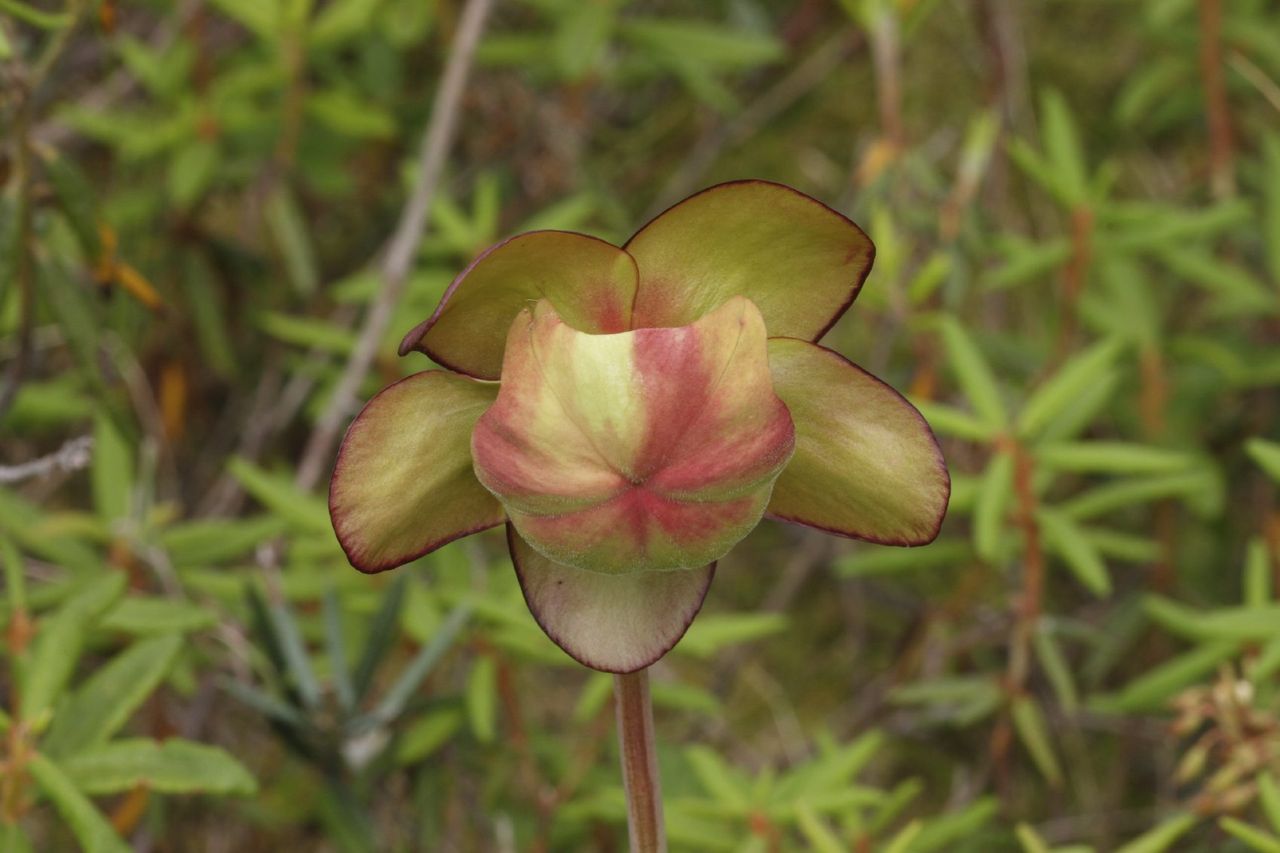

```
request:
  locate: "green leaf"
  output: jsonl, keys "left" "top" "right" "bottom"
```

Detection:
{"left": 43, "top": 155, "right": 101, "bottom": 260}
{"left": 209, "top": 0, "right": 277, "bottom": 38}
{"left": 1093, "top": 641, "right": 1238, "bottom": 712}
{"left": 60, "top": 738, "right": 257, "bottom": 796}
{"left": 465, "top": 656, "right": 497, "bottom": 744}
{"left": 1246, "top": 538, "right": 1272, "bottom": 608}
{"left": 1036, "top": 370, "right": 1119, "bottom": 444}
{"left": 0, "top": 1, "right": 73, "bottom": 30}
{"left": 775, "top": 731, "right": 884, "bottom": 800}
{"left": 1114, "top": 813, "right": 1197, "bottom": 853}
{"left": 1061, "top": 469, "right": 1223, "bottom": 521}
{"left": 1143, "top": 596, "right": 1280, "bottom": 642}
{"left": 28, "top": 754, "right": 130, "bottom": 853}
{"left": 159, "top": 515, "right": 288, "bottom": 565}
{"left": 353, "top": 576, "right": 406, "bottom": 699}
{"left": 1221, "top": 817, "right": 1280, "bottom": 853}
{"left": 0, "top": 488, "right": 99, "bottom": 573}
{"left": 92, "top": 415, "right": 133, "bottom": 522}
{"left": 1016, "top": 340, "right": 1121, "bottom": 439}
{"left": 973, "top": 451, "right": 1014, "bottom": 563}
{"left": 1039, "top": 89, "right": 1089, "bottom": 205}
{"left": 890, "top": 676, "right": 1002, "bottom": 726}
{"left": 265, "top": 188, "right": 319, "bottom": 296}
{"left": 395, "top": 707, "right": 463, "bottom": 765}
{"left": 1034, "top": 623, "right": 1079, "bottom": 712}
{"left": 220, "top": 678, "right": 306, "bottom": 728}
{"left": 266, "top": 599, "right": 321, "bottom": 709}
{"left": 324, "top": 588, "right": 355, "bottom": 713}
{"left": 1034, "top": 442, "right": 1196, "bottom": 475}
{"left": 686, "top": 745, "right": 749, "bottom": 810}
{"left": 167, "top": 139, "right": 220, "bottom": 208}
{"left": 794, "top": 802, "right": 845, "bottom": 853}
{"left": 882, "top": 821, "right": 923, "bottom": 853}
{"left": 1157, "top": 247, "right": 1275, "bottom": 313}
{"left": 553, "top": 0, "right": 616, "bottom": 79}
{"left": 1082, "top": 527, "right": 1159, "bottom": 563}
{"left": 179, "top": 258, "right": 237, "bottom": 377}
{"left": 911, "top": 400, "right": 996, "bottom": 442}
{"left": 938, "top": 316, "right": 1006, "bottom": 428}
{"left": 908, "top": 797, "right": 998, "bottom": 852}
{"left": 986, "top": 237, "right": 1072, "bottom": 291}
{"left": 0, "top": 823, "right": 33, "bottom": 853}
{"left": 227, "top": 457, "right": 330, "bottom": 533}
{"left": 573, "top": 673, "right": 614, "bottom": 723}
{"left": 21, "top": 573, "right": 127, "bottom": 720}
{"left": 650, "top": 681, "right": 720, "bottom": 716}
{"left": 257, "top": 311, "right": 357, "bottom": 355}
{"left": 368, "top": 605, "right": 470, "bottom": 726}
{"left": 1260, "top": 773, "right": 1280, "bottom": 833}
{"left": 309, "top": 0, "right": 382, "bottom": 47}
{"left": 1008, "top": 138, "right": 1076, "bottom": 209}
{"left": 306, "top": 88, "right": 398, "bottom": 139}
{"left": 1038, "top": 508, "right": 1111, "bottom": 596}
{"left": 42, "top": 633, "right": 183, "bottom": 757}
{"left": 677, "top": 613, "right": 787, "bottom": 658}
{"left": 619, "top": 18, "right": 784, "bottom": 69}
{"left": 1, "top": 534, "right": 26, "bottom": 614}
{"left": 834, "top": 540, "right": 971, "bottom": 577}
{"left": 1016, "top": 823, "right": 1053, "bottom": 853}
{"left": 1248, "top": 438, "right": 1280, "bottom": 483}
{"left": 99, "top": 597, "right": 218, "bottom": 635}
{"left": 1011, "top": 696, "right": 1063, "bottom": 786}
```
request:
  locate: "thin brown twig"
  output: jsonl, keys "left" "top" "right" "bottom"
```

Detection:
{"left": 1229, "top": 50, "right": 1280, "bottom": 117}
{"left": 0, "top": 436, "right": 93, "bottom": 484}
{"left": 294, "top": 0, "right": 494, "bottom": 491}
{"left": 1197, "top": 0, "right": 1235, "bottom": 199}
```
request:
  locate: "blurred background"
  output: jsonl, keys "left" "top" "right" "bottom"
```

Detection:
{"left": 2, "top": 0, "right": 1280, "bottom": 850}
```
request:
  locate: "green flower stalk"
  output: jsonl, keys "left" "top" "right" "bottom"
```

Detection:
{"left": 329, "top": 180, "right": 950, "bottom": 674}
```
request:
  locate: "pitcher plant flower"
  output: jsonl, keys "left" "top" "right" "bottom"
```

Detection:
{"left": 329, "top": 181, "right": 950, "bottom": 674}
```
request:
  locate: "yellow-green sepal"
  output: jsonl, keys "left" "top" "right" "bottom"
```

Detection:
{"left": 399, "top": 231, "right": 638, "bottom": 380}
{"left": 766, "top": 338, "right": 950, "bottom": 545}
{"left": 508, "top": 526, "right": 715, "bottom": 673}
{"left": 329, "top": 371, "right": 504, "bottom": 572}
{"left": 625, "top": 180, "right": 874, "bottom": 340}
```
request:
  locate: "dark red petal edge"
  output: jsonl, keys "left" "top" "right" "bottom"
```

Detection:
{"left": 328, "top": 371, "right": 506, "bottom": 574}
{"left": 765, "top": 338, "right": 951, "bottom": 547}
{"left": 623, "top": 179, "right": 877, "bottom": 342}
{"left": 506, "top": 524, "right": 716, "bottom": 674}
{"left": 397, "top": 229, "right": 639, "bottom": 376}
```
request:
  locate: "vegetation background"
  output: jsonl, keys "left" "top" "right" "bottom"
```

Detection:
{"left": 3, "top": 0, "right": 1280, "bottom": 850}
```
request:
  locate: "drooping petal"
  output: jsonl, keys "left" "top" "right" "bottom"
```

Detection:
{"left": 330, "top": 371, "right": 504, "bottom": 572}
{"left": 472, "top": 296, "right": 795, "bottom": 574}
{"left": 624, "top": 181, "right": 874, "bottom": 339}
{"left": 399, "top": 231, "right": 639, "bottom": 380}
{"left": 508, "top": 526, "right": 714, "bottom": 673}
{"left": 766, "top": 338, "right": 950, "bottom": 545}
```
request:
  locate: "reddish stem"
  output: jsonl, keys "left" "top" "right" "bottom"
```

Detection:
{"left": 614, "top": 668, "right": 666, "bottom": 852}
{"left": 1198, "top": 0, "right": 1236, "bottom": 198}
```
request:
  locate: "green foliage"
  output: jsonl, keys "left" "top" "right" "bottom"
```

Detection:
{"left": 3, "top": 0, "right": 1279, "bottom": 849}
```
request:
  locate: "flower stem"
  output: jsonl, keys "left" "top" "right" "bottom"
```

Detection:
{"left": 613, "top": 668, "right": 666, "bottom": 852}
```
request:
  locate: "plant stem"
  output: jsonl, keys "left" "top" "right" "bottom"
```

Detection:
{"left": 613, "top": 668, "right": 666, "bottom": 853}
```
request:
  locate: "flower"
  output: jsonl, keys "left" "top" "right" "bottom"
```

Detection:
{"left": 329, "top": 181, "right": 950, "bottom": 673}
